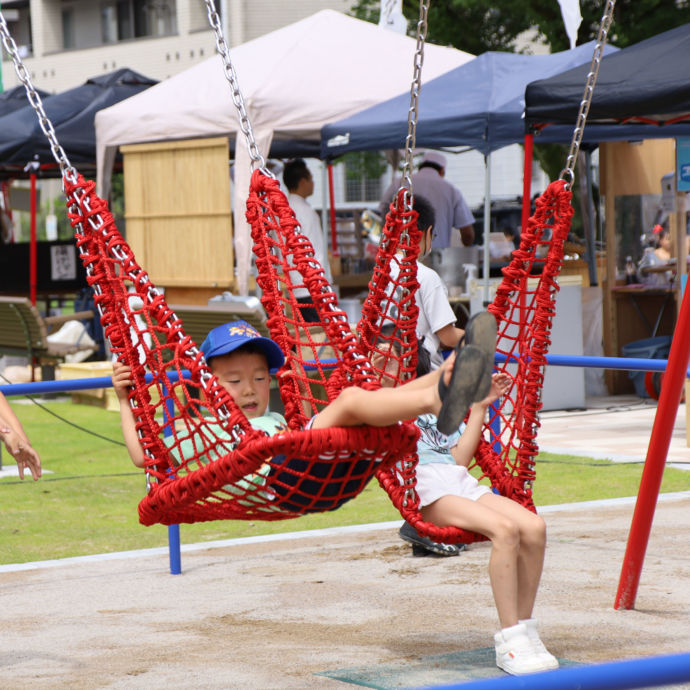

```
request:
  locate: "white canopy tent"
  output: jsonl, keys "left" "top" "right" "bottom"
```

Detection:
{"left": 95, "top": 9, "right": 472, "bottom": 295}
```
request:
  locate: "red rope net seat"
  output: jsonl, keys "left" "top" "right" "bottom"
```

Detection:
{"left": 64, "top": 171, "right": 421, "bottom": 526}
{"left": 380, "top": 179, "right": 573, "bottom": 545}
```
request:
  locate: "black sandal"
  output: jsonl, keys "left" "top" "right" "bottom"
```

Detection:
{"left": 437, "top": 343, "right": 486, "bottom": 435}
{"left": 463, "top": 312, "right": 497, "bottom": 402}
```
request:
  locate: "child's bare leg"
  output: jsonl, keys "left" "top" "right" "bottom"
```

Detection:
{"left": 422, "top": 494, "right": 526, "bottom": 629}
{"left": 311, "top": 365, "right": 445, "bottom": 429}
{"left": 476, "top": 493, "right": 547, "bottom": 620}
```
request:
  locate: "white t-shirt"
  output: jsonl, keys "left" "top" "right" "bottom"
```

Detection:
{"left": 388, "top": 258, "right": 457, "bottom": 369}
{"left": 287, "top": 192, "right": 332, "bottom": 299}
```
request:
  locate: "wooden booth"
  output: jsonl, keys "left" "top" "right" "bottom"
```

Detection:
{"left": 600, "top": 139, "right": 687, "bottom": 393}
{"left": 121, "top": 137, "right": 234, "bottom": 305}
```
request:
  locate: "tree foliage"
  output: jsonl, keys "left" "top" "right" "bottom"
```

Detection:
{"left": 350, "top": 0, "right": 690, "bottom": 54}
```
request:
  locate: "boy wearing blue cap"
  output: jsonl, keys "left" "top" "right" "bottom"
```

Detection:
{"left": 112, "top": 319, "right": 491, "bottom": 485}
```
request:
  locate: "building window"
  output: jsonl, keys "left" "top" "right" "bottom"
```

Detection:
{"left": 343, "top": 154, "right": 384, "bottom": 203}
{"left": 100, "top": 0, "right": 177, "bottom": 43}
{"left": 2, "top": 2, "right": 32, "bottom": 57}
{"left": 62, "top": 9, "right": 75, "bottom": 50}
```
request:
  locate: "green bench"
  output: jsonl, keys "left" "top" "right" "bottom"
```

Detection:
{"left": 0, "top": 296, "right": 95, "bottom": 373}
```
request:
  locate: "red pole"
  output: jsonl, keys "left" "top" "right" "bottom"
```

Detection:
{"left": 30, "top": 172, "right": 37, "bottom": 306}
{"left": 614, "top": 283, "right": 690, "bottom": 610}
{"left": 521, "top": 134, "right": 533, "bottom": 235}
{"left": 327, "top": 164, "right": 339, "bottom": 255}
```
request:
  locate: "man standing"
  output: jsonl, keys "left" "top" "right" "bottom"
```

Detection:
{"left": 283, "top": 159, "right": 332, "bottom": 322}
{"left": 379, "top": 151, "right": 475, "bottom": 248}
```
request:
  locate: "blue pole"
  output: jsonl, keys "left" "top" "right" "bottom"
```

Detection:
{"left": 161, "top": 382, "right": 182, "bottom": 575}
{"left": 416, "top": 651, "right": 690, "bottom": 690}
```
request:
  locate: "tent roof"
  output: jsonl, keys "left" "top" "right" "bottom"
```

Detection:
{"left": 320, "top": 41, "right": 616, "bottom": 157}
{"left": 94, "top": 9, "right": 472, "bottom": 176}
{"left": 525, "top": 22, "right": 690, "bottom": 129}
{"left": 0, "top": 68, "right": 156, "bottom": 173}
{"left": 0, "top": 84, "right": 51, "bottom": 118}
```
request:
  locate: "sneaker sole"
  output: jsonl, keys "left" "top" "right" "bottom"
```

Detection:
{"left": 464, "top": 312, "right": 497, "bottom": 401}
{"left": 399, "top": 526, "right": 463, "bottom": 557}
{"left": 437, "top": 345, "right": 486, "bottom": 435}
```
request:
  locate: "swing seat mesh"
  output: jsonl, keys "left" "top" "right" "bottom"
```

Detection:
{"left": 378, "top": 179, "right": 573, "bottom": 544}
{"left": 64, "top": 168, "right": 571, "bottom": 534}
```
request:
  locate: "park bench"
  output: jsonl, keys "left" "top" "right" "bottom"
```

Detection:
{"left": 0, "top": 296, "right": 94, "bottom": 375}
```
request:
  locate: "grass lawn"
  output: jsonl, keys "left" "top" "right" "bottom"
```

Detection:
{"left": 1, "top": 397, "right": 688, "bottom": 565}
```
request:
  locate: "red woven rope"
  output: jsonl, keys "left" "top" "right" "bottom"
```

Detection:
{"left": 63, "top": 172, "right": 420, "bottom": 526}
{"left": 378, "top": 180, "right": 573, "bottom": 544}
{"left": 63, "top": 168, "right": 570, "bottom": 533}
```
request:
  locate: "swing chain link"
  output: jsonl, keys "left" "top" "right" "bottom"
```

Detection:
{"left": 559, "top": 0, "right": 616, "bottom": 189}
{"left": 203, "top": 0, "right": 272, "bottom": 177}
{"left": 0, "top": 12, "right": 77, "bottom": 183}
{"left": 400, "top": 0, "right": 430, "bottom": 209}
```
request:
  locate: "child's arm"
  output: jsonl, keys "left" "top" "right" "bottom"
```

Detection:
{"left": 435, "top": 322, "right": 465, "bottom": 351}
{"left": 450, "top": 373, "right": 510, "bottom": 467}
{"left": 0, "top": 392, "right": 41, "bottom": 480}
{"left": 112, "top": 361, "right": 146, "bottom": 468}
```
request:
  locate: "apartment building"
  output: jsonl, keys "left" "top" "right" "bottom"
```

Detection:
{"left": 0, "top": 0, "right": 351, "bottom": 92}
{"left": 0, "top": 0, "right": 541, "bottom": 214}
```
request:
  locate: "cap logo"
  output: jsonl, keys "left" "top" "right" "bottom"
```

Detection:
{"left": 227, "top": 323, "right": 260, "bottom": 339}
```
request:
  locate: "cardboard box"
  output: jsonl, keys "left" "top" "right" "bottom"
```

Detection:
{"left": 57, "top": 361, "right": 114, "bottom": 409}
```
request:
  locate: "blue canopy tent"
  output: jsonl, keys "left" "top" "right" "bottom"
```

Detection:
{"left": 321, "top": 42, "right": 615, "bottom": 158}
{"left": 525, "top": 23, "right": 690, "bottom": 132}
{"left": 0, "top": 68, "right": 157, "bottom": 305}
{"left": 321, "top": 42, "right": 617, "bottom": 296}
{"left": 0, "top": 68, "right": 157, "bottom": 176}
{"left": 0, "top": 84, "right": 50, "bottom": 118}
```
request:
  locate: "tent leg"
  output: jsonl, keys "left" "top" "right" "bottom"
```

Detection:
{"left": 583, "top": 150, "right": 598, "bottom": 286}
{"left": 482, "top": 154, "right": 492, "bottom": 306}
{"left": 327, "top": 164, "right": 338, "bottom": 255}
{"left": 30, "top": 172, "right": 37, "bottom": 306}
{"left": 521, "top": 133, "right": 533, "bottom": 236}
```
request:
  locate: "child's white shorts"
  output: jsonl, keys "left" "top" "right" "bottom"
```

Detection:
{"left": 415, "top": 463, "right": 492, "bottom": 507}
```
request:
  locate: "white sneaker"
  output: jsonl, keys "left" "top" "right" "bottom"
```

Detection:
{"left": 494, "top": 623, "right": 552, "bottom": 675}
{"left": 520, "top": 618, "right": 560, "bottom": 670}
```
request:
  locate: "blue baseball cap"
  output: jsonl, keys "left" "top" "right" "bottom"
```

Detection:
{"left": 200, "top": 320, "right": 285, "bottom": 372}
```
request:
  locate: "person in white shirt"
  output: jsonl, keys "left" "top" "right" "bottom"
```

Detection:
{"left": 283, "top": 159, "right": 332, "bottom": 322}
{"left": 388, "top": 195, "right": 465, "bottom": 370}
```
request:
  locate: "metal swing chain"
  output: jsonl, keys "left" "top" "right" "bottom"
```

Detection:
{"left": 203, "top": 0, "right": 272, "bottom": 177}
{"left": 0, "top": 12, "right": 77, "bottom": 183}
{"left": 398, "top": 0, "right": 430, "bottom": 507}
{"left": 400, "top": 0, "right": 430, "bottom": 207}
{"left": 559, "top": 0, "right": 616, "bottom": 189}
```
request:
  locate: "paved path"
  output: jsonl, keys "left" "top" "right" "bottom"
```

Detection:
{"left": 538, "top": 395, "right": 688, "bottom": 467}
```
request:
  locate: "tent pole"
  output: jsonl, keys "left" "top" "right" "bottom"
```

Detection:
{"left": 29, "top": 172, "right": 37, "bottom": 306}
{"left": 327, "top": 164, "right": 338, "bottom": 255}
{"left": 584, "top": 150, "right": 598, "bottom": 286}
{"left": 521, "top": 134, "right": 533, "bottom": 235}
{"left": 320, "top": 159, "right": 331, "bottom": 259}
{"left": 482, "top": 153, "right": 491, "bottom": 306}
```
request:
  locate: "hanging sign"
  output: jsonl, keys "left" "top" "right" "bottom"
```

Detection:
{"left": 677, "top": 137, "right": 690, "bottom": 192}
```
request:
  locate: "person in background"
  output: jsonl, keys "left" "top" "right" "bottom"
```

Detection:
{"left": 0, "top": 391, "right": 41, "bottom": 481}
{"left": 283, "top": 159, "right": 332, "bottom": 322}
{"left": 379, "top": 151, "right": 475, "bottom": 248}
{"left": 653, "top": 225, "right": 673, "bottom": 263}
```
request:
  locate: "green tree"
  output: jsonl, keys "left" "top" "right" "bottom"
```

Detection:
{"left": 350, "top": 1, "right": 690, "bottom": 54}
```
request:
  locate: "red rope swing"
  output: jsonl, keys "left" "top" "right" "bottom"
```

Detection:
{"left": 64, "top": 166, "right": 571, "bottom": 533}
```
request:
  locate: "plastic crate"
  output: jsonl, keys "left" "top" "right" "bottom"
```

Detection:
{"left": 621, "top": 335, "right": 672, "bottom": 398}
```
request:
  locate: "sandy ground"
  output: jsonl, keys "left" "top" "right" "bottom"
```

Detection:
{"left": 2, "top": 494, "right": 690, "bottom": 689}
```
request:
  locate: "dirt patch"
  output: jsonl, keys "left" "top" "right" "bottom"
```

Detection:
{"left": 2, "top": 496, "right": 690, "bottom": 688}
